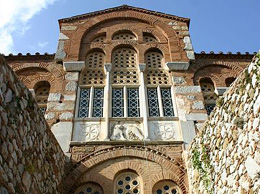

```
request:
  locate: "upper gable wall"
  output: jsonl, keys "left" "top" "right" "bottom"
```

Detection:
{"left": 56, "top": 9, "right": 192, "bottom": 62}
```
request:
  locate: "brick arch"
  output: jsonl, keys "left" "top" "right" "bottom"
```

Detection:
{"left": 142, "top": 44, "right": 170, "bottom": 62}
{"left": 110, "top": 27, "right": 140, "bottom": 40}
{"left": 142, "top": 29, "right": 168, "bottom": 43}
{"left": 193, "top": 65, "right": 240, "bottom": 87}
{"left": 68, "top": 11, "right": 181, "bottom": 61}
{"left": 14, "top": 63, "right": 65, "bottom": 92}
{"left": 190, "top": 62, "right": 244, "bottom": 74}
{"left": 63, "top": 146, "right": 188, "bottom": 194}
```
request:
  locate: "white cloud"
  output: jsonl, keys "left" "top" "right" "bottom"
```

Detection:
{"left": 38, "top": 41, "right": 49, "bottom": 48}
{"left": 0, "top": 0, "right": 57, "bottom": 54}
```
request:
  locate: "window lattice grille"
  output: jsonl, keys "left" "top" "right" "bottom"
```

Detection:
{"left": 147, "top": 70, "right": 169, "bottom": 85}
{"left": 92, "top": 88, "right": 104, "bottom": 117}
{"left": 78, "top": 88, "right": 91, "bottom": 118}
{"left": 143, "top": 35, "right": 157, "bottom": 42}
{"left": 114, "top": 172, "right": 141, "bottom": 194}
{"left": 145, "top": 52, "right": 169, "bottom": 85}
{"left": 112, "top": 48, "right": 138, "bottom": 84}
{"left": 161, "top": 88, "right": 174, "bottom": 117}
{"left": 75, "top": 182, "right": 103, "bottom": 194}
{"left": 112, "top": 88, "right": 124, "bottom": 117}
{"left": 81, "top": 52, "right": 105, "bottom": 85}
{"left": 112, "top": 33, "right": 137, "bottom": 40}
{"left": 35, "top": 86, "right": 49, "bottom": 105}
{"left": 147, "top": 88, "right": 160, "bottom": 117}
{"left": 152, "top": 180, "right": 180, "bottom": 194}
{"left": 92, "top": 36, "right": 105, "bottom": 43}
{"left": 127, "top": 88, "right": 140, "bottom": 117}
{"left": 201, "top": 82, "right": 217, "bottom": 104}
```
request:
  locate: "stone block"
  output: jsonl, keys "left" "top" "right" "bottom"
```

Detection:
{"left": 186, "top": 50, "right": 195, "bottom": 60}
{"left": 192, "top": 101, "right": 205, "bottom": 110}
{"left": 172, "top": 76, "right": 186, "bottom": 84}
{"left": 55, "top": 40, "right": 66, "bottom": 59}
{"left": 48, "top": 93, "right": 61, "bottom": 102}
{"left": 47, "top": 102, "right": 75, "bottom": 111}
{"left": 180, "top": 121, "right": 196, "bottom": 146}
{"left": 65, "top": 72, "right": 79, "bottom": 81}
{"left": 65, "top": 81, "right": 77, "bottom": 91}
{"left": 64, "top": 94, "right": 76, "bottom": 101}
{"left": 166, "top": 61, "right": 190, "bottom": 71}
{"left": 44, "top": 112, "right": 55, "bottom": 120}
{"left": 245, "top": 156, "right": 260, "bottom": 179}
{"left": 51, "top": 122, "right": 73, "bottom": 153}
{"left": 59, "top": 33, "right": 69, "bottom": 40}
{"left": 61, "top": 25, "right": 77, "bottom": 31}
{"left": 59, "top": 112, "right": 74, "bottom": 120}
{"left": 174, "top": 86, "right": 201, "bottom": 94}
{"left": 185, "top": 113, "right": 208, "bottom": 121}
{"left": 63, "top": 61, "right": 85, "bottom": 72}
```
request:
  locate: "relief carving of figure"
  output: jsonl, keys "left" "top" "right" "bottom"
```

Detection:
{"left": 110, "top": 122, "right": 144, "bottom": 141}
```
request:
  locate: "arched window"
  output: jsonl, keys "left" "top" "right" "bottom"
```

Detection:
{"left": 78, "top": 50, "right": 105, "bottom": 118}
{"left": 111, "top": 47, "right": 140, "bottom": 117}
{"left": 143, "top": 32, "right": 157, "bottom": 43}
{"left": 81, "top": 50, "right": 105, "bottom": 85}
{"left": 225, "top": 77, "right": 236, "bottom": 87}
{"left": 92, "top": 34, "right": 106, "bottom": 43}
{"left": 152, "top": 180, "right": 181, "bottom": 194}
{"left": 74, "top": 182, "right": 104, "bottom": 194}
{"left": 200, "top": 78, "right": 217, "bottom": 115}
{"left": 34, "top": 81, "right": 50, "bottom": 115}
{"left": 145, "top": 49, "right": 174, "bottom": 117}
{"left": 112, "top": 31, "right": 137, "bottom": 41}
{"left": 114, "top": 171, "right": 142, "bottom": 194}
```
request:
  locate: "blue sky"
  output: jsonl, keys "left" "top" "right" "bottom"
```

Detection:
{"left": 0, "top": 0, "right": 259, "bottom": 55}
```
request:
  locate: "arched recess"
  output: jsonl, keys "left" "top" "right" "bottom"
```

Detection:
{"left": 225, "top": 77, "right": 236, "bottom": 87}
{"left": 34, "top": 81, "right": 50, "bottom": 115}
{"left": 74, "top": 182, "right": 104, "bottom": 194}
{"left": 193, "top": 65, "right": 240, "bottom": 87}
{"left": 63, "top": 146, "right": 188, "bottom": 194}
{"left": 113, "top": 170, "right": 142, "bottom": 194}
{"left": 68, "top": 11, "right": 181, "bottom": 61}
{"left": 152, "top": 180, "right": 182, "bottom": 194}
{"left": 111, "top": 45, "right": 139, "bottom": 85}
{"left": 13, "top": 62, "right": 65, "bottom": 92}
{"left": 112, "top": 30, "right": 137, "bottom": 40}
{"left": 80, "top": 48, "right": 106, "bottom": 85}
{"left": 200, "top": 78, "right": 217, "bottom": 115}
{"left": 145, "top": 48, "right": 170, "bottom": 85}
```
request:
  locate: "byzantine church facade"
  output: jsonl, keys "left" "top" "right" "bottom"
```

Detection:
{"left": 3, "top": 5, "right": 254, "bottom": 194}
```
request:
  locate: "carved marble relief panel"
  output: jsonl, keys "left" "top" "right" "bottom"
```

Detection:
{"left": 73, "top": 122, "right": 101, "bottom": 141}
{"left": 148, "top": 121, "right": 180, "bottom": 141}
{"left": 110, "top": 121, "right": 144, "bottom": 141}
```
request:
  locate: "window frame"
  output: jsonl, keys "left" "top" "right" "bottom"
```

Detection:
{"left": 110, "top": 86, "right": 141, "bottom": 118}
{"left": 147, "top": 86, "right": 175, "bottom": 118}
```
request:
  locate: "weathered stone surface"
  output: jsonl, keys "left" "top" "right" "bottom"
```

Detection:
{"left": 64, "top": 94, "right": 76, "bottom": 101}
{"left": 63, "top": 61, "right": 84, "bottom": 72}
{"left": 188, "top": 53, "right": 260, "bottom": 194}
{"left": 192, "top": 101, "right": 204, "bottom": 110}
{"left": 59, "top": 112, "right": 73, "bottom": 120}
{"left": 59, "top": 32, "right": 69, "bottom": 40}
{"left": 0, "top": 56, "right": 65, "bottom": 193}
{"left": 61, "top": 25, "right": 77, "bottom": 30}
{"left": 166, "top": 61, "right": 190, "bottom": 71}
{"left": 65, "top": 81, "right": 77, "bottom": 91}
{"left": 65, "top": 72, "right": 79, "bottom": 81}
{"left": 174, "top": 86, "right": 201, "bottom": 93}
{"left": 172, "top": 76, "right": 186, "bottom": 84}
{"left": 48, "top": 93, "right": 61, "bottom": 102}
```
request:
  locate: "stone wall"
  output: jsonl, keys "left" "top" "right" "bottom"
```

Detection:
{"left": 0, "top": 56, "right": 65, "bottom": 193}
{"left": 188, "top": 52, "right": 260, "bottom": 193}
